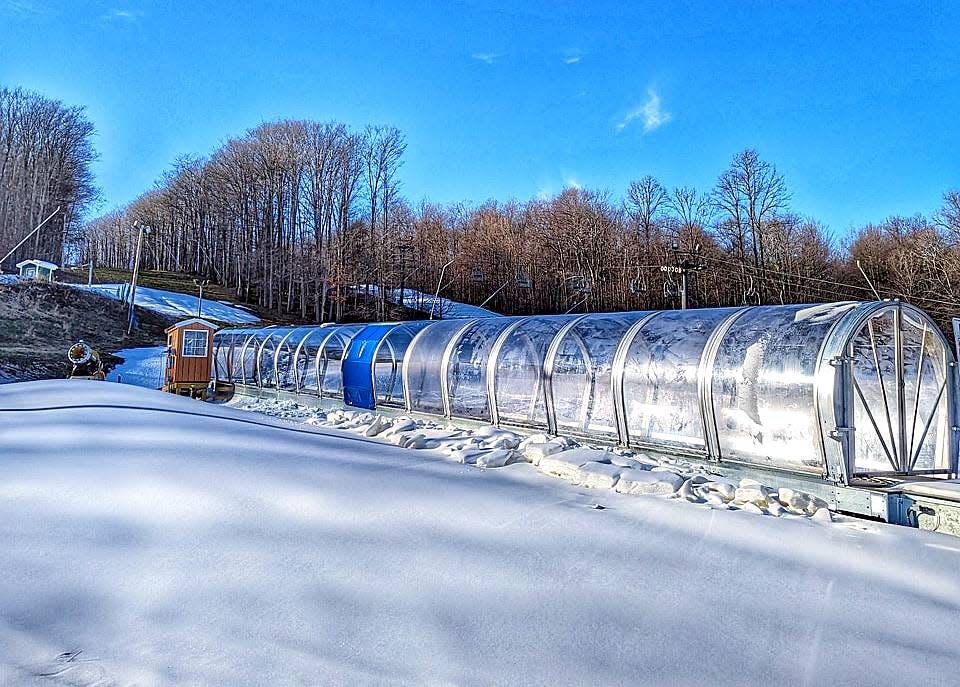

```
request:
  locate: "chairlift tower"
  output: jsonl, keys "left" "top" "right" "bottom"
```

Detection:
{"left": 660, "top": 242, "right": 704, "bottom": 310}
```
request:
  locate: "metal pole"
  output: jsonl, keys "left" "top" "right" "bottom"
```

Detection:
{"left": 478, "top": 280, "right": 510, "bottom": 309}
{"left": 0, "top": 206, "right": 61, "bottom": 267}
{"left": 430, "top": 258, "right": 455, "bottom": 320}
{"left": 127, "top": 223, "right": 147, "bottom": 335}
{"left": 681, "top": 270, "right": 687, "bottom": 310}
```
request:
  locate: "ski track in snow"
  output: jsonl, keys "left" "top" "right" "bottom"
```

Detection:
{"left": 0, "top": 380, "right": 959, "bottom": 685}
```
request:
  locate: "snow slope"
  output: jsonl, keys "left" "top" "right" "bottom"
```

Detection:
{"left": 69, "top": 283, "right": 260, "bottom": 323}
{"left": 359, "top": 284, "right": 497, "bottom": 318}
{"left": 1, "top": 381, "right": 959, "bottom": 685}
{"left": 106, "top": 346, "right": 167, "bottom": 389}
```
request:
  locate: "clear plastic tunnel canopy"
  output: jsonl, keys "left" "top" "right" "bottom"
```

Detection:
{"left": 213, "top": 300, "right": 958, "bottom": 484}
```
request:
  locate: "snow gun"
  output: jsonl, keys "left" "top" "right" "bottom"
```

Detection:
{"left": 67, "top": 341, "right": 106, "bottom": 380}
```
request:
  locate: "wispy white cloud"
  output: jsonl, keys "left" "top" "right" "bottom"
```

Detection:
{"left": 4, "top": 0, "right": 46, "bottom": 15}
{"left": 565, "top": 56, "right": 581, "bottom": 64}
{"left": 471, "top": 52, "right": 502, "bottom": 65}
{"left": 104, "top": 8, "right": 143, "bottom": 21}
{"left": 616, "top": 88, "right": 672, "bottom": 134}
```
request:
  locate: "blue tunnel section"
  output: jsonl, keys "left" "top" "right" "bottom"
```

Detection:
{"left": 213, "top": 302, "right": 960, "bottom": 487}
{"left": 342, "top": 324, "right": 397, "bottom": 410}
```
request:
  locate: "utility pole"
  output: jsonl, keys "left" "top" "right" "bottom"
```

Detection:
{"left": 193, "top": 278, "right": 210, "bottom": 317}
{"left": 127, "top": 222, "right": 150, "bottom": 335}
{"left": 661, "top": 242, "right": 704, "bottom": 310}
{"left": 430, "top": 257, "right": 455, "bottom": 320}
{"left": 0, "top": 206, "right": 61, "bottom": 268}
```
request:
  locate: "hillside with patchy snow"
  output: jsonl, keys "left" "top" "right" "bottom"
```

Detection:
{"left": 1, "top": 380, "right": 959, "bottom": 685}
{"left": 70, "top": 283, "right": 260, "bottom": 324}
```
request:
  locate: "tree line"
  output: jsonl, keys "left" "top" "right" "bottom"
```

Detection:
{"left": 74, "top": 116, "right": 960, "bottom": 328}
{"left": 0, "top": 87, "right": 98, "bottom": 269}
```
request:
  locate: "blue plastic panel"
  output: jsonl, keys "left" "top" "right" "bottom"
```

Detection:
{"left": 342, "top": 324, "right": 399, "bottom": 409}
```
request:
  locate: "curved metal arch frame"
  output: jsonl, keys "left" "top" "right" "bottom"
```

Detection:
{"left": 290, "top": 325, "right": 331, "bottom": 393}
{"left": 610, "top": 311, "right": 664, "bottom": 447}
{"left": 255, "top": 327, "right": 289, "bottom": 388}
{"left": 818, "top": 300, "right": 959, "bottom": 483}
{"left": 314, "top": 325, "right": 363, "bottom": 399}
{"left": 438, "top": 319, "right": 482, "bottom": 418}
{"left": 485, "top": 316, "right": 534, "bottom": 426}
{"left": 443, "top": 317, "right": 525, "bottom": 423}
{"left": 370, "top": 322, "right": 428, "bottom": 408}
{"left": 542, "top": 314, "right": 592, "bottom": 436}
{"left": 272, "top": 327, "right": 311, "bottom": 394}
{"left": 696, "top": 307, "right": 753, "bottom": 461}
{"left": 402, "top": 322, "right": 440, "bottom": 411}
{"left": 212, "top": 328, "right": 242, "bottom": 384}
{"left": 237, "top": 329, "right": 267, "bottom": 385}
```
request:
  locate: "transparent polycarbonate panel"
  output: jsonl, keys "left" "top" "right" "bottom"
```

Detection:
{"left": 277, "top": 329, "right": 311, "bottom": 391}
{"left": 712, "top": 302, "right": 857, "bottom": 471}
{"left": 622, "top": 308, "right": 738, "bottom": 449}
{"left": 406, "top": 320, "right": 470, "bottom": 414}
{"left": 375, "top": 324, "right": 425, "bottom": 406}
{"left": 448, "top": 318, "right": 521, "bottom": 420}
{"left": 849, "top": 307, "right": 900, "bottom": 473}
{"left": 901, "top": 310, "right": 951, "bottom": 471}
{"left": 258, "top": 329, "right": 291, "bottom": 388}
{"left": 493, "top": 315, "right": 579, "bottom": 428}
{"left": 213, "top": 331, "right": 234, "bottom": 381}
{"left": 850, "top": 307, "right": 952, "bottom": 474}
{"left": 319, "top": 326, "right": 363, "bottom": 398}
{"left": 551, "top": 312, "right": 652, "bottom": 437}
{"left": 296, "top": 328, "right": 330, "bottom": 393}
{"left": 242, "top": 331, "right": 272, "bottom": 384}
{"left": 230, "top": 331, "right": 255, "bottom": 382}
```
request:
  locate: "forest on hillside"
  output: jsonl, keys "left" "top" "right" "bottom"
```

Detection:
{"left": 2, "top": 85, "right": 960, "bottom": 327}
{"left": 0, "top": 87, "right": 98, "bottom": 266}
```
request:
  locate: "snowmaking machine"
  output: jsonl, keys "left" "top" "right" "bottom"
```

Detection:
{"left": 67, "top": 341, "right": 106, "bottom": 380}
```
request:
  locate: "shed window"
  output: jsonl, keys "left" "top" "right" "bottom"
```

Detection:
{"left": 183, "top": 330, "right": 209, "bottom": 357}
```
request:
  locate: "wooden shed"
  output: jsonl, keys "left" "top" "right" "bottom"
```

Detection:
{"left": 162, "top": 318, "right": 218, "bottom": 398}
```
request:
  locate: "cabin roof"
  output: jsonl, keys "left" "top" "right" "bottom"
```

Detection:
{"left": 165, "top": 318, "right": 218, "bottom": 333}
{"left": 16, "top": 259, "right": 59, "bottom": 271}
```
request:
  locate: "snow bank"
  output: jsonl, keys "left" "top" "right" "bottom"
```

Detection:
{"left": 106, "top": 346, "right": 167, "bottom": 389}
{"left": 2, "top": 381, "right": 960, "bottom": 685}
{"left": 68, "top": 283, "right": 259, "bottom": 323}
{"left": 236, "top": 399, "right": 841, "bottom": 524}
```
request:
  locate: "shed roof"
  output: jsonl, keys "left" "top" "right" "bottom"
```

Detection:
{"left": 16, "top": 259, "right": 59, "bottom": 271}
{"left": 165, "top": 318, "right": 218, "bottom": 333}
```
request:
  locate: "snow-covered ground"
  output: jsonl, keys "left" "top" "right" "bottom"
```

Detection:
{"left": 0, "top": 274, "right": 19, "bottom": 284}
{"left": 1, "top": 381, "right": 959, "bottom": 685}
{"left": 106, "top": 346, "right": 167, "bottom": 389}
{"left": 359, "top": 284, "right": 497, "bottom": 318}
{"left": 69, "top": 283, "right": 260, "bottom": 323}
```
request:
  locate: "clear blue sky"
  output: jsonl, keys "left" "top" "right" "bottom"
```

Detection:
{"left": 2, "top": 0, "right": 958, "bottom": 237}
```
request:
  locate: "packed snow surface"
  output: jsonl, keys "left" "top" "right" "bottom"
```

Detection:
{"left": 106, "top": 346, "right": 167, "bottom": 389}
{"left": 1, "top": 382, "right": 960, "bottom": 685}
{"left": 69, "top": 283, "right": 260, "bottom": 323}
{"left": 358, "top": 284, "right": 497, "bottom": 318}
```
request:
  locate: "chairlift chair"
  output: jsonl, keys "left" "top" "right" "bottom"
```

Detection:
{"left": 470, "top": 266, "right": 485, "bottom": 283}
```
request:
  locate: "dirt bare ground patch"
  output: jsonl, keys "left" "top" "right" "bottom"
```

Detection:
{"left": 0, "top": 281, "right": 172, "bottom": 382}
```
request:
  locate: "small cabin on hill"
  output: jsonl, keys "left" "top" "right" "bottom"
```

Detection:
{"left": 16, "top": 259, "right": 58, "bottom": 281}
{"left": 163, "top": 318, "right": 218, "bottom": 399}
